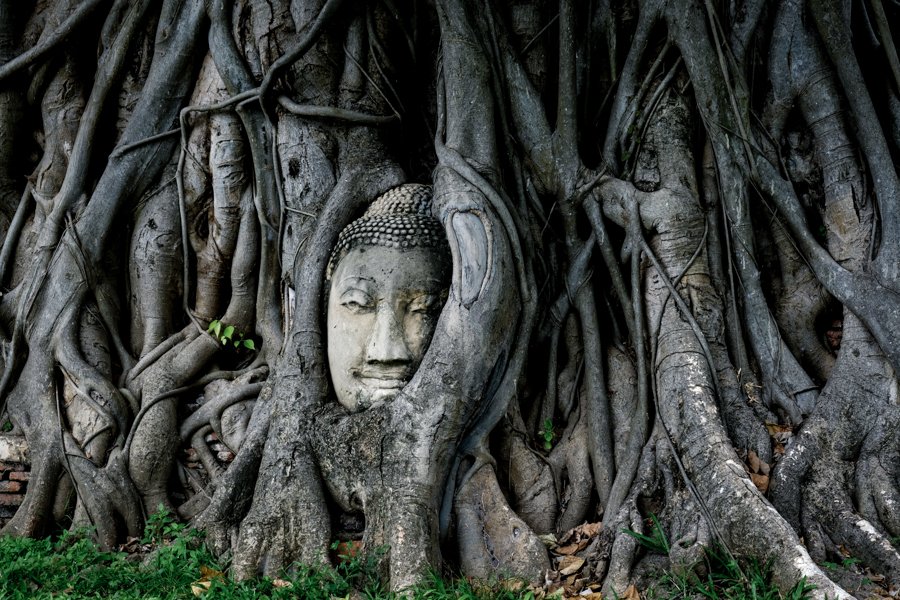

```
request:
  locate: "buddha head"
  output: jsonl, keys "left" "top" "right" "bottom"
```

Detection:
{"left": 326, "top": 184, "right": 451, "bottom": 412}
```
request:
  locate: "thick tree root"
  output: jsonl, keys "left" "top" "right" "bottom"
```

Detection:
{"left": 455, "top": 464, "right": 550, "bottom": 582}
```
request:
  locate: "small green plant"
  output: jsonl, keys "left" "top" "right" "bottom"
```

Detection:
{"left": 822, "top": 555, "right": 861, "bottom": 572}
{"left": 539, "top": 419, "right": 555, "bottom": 451}
{"left": 208, "top": 319, "right": 256, "bottom": 350}
{"left": 142, "top": 504, "right": 186, "bottom": 545}
{"left": 623, "top": 513, "right": 670, "bottom": 554}
{"left": 1, "top": 419, "right": 12, "bottom": 432}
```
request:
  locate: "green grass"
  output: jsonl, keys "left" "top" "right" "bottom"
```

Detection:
{"left": 0, "top": 510, "right": 815, "bottom": 600}
{"left": 0, "top": 525, "right": 224, "bottom": 599}
{"left": 0, "top": 512, "right": 531, "bottom": 600}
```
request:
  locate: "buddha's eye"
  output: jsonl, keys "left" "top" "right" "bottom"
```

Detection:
{"left": 408, "top": 294, "right": 442, "bottom": 315}
{"left": 340, "top": 290, "right": 374, "bottom": 313}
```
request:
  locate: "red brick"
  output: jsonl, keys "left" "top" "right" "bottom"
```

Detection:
{"left": 0, "top": 493, "right": 24, "bottom": 506}
{"left": 8, "top": 471, "right": 28, "bottom": 482}
{"left": 0, "top": 481, "right": 21, "bottom": 493}
{"left": 0, "top": 462, "right": 24, "bottom": 471}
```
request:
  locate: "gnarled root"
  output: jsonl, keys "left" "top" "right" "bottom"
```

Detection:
{"left": 456, "top": 463, "right": 550, "bottom": 582}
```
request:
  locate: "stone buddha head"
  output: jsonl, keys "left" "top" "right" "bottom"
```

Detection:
{"left": 326, "top": 184, "right": 451, "bottom": 412}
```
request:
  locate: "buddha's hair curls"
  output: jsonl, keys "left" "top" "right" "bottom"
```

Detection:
{"left": 326, "top": 183, "right": 450, "bottom": 279}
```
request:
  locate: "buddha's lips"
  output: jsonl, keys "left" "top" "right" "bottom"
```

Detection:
{"left": 353, "top": 368, "right": 412, "bottom": 388}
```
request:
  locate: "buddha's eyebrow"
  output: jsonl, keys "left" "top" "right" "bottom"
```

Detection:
{"left": 338, "top": 275, "right": 375, "bottom": 286}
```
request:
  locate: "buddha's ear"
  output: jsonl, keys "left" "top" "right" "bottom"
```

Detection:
{"left": 431, "top": 168, "right": 498, "bottom": 310}
{"left": 447, "top": 209, "right": 492, "bottom": 309}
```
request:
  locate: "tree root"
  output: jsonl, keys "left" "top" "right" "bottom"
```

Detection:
{"left": 456, "top": 463, "right": 550, "bottom": 582}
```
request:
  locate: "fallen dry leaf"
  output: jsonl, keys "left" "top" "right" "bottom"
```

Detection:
{"left": 200, "top": 565, "right": 223, "bottom": 579}
{"left": 558, "top": 555, "right": 585, "bottom": 576}
{"left": 577, "top": 522, "right": 603, "bottom": 538}
{"left": 190, "top": 565, "right": 224, "bottom": 596}
{"left": 765, "top": 423, "right": 794, "bottom": 445}
{"left": 557, "top": 530, "right": 576, "bottom": 546}
{"left": 555, "top": 539, "right": 589, "bottom": 555}
{"left": 746, "top": 450, "right": 771, "bottom": 477}
{"left": 622, "top": 584, "right": 640, "bottom": 600}
{"left": 555, "top": 522, "right": 602, "bottom": 551}
{"left": 750, "top": 473, "right": 769, "bottom": 493}
{"left": 748, "top": 450, "right": 761, "bottom": 473}
{"left": 272, "top": 579, "right": 293, "bottom": 588}
{"left": 190, "top": 581, "right": 212, "bottom": 596}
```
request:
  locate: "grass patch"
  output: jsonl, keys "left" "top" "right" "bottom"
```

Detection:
{"left": 0, "top": 511, "right": 531, "bottom": 599}
{"left": 0, "top": 509, "right": 815, "bottom": 600}
{"left": 0, "top": 525, "right": 222, "bottom": 599}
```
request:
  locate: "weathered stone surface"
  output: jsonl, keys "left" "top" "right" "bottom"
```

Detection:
{"left": 0, "top": 436, "right": 28, "bottom": 464}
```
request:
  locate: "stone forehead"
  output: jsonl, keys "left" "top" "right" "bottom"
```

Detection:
{"left": 326, "top": 184, "right": 449, "bottom": 279}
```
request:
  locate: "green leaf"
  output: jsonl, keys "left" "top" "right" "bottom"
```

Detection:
{"left": 222, "top": 325, "right": 235, "bottom": 340}
{"left": 242, "top": 339, "right": 256, "bottom": 350}
{"left": 207, "top": 319, "right": 218, "bottom": 333}
{"left": 213, "top": 321, "right": 222, "bottom": 338}
{"left": 540, "top": 419, "right": 554, "bottom": 449}
{"left": 622, "top": 513, "right": 669, "bottom": 554}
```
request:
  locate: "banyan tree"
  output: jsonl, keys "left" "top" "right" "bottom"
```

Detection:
{"left": 0, "top": 0, "right": 899, "bottom": 597}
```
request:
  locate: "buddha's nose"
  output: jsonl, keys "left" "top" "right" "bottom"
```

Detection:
{"left": 366, "top": 306, "right": 412, "bottom": 364}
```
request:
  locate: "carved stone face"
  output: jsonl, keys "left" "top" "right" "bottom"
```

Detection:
{"left": 327, "top": 245, "right": 448, "bottom": 412}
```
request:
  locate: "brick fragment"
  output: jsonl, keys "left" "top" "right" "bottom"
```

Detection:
{"left": 0, "top": 493, "right": 24, "bottom": 506}
{"left": 0, "top": 481, "right": 21, "bottom": 493}
{"left": 8, "top": 471, "right": 29, "bottom": 482}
